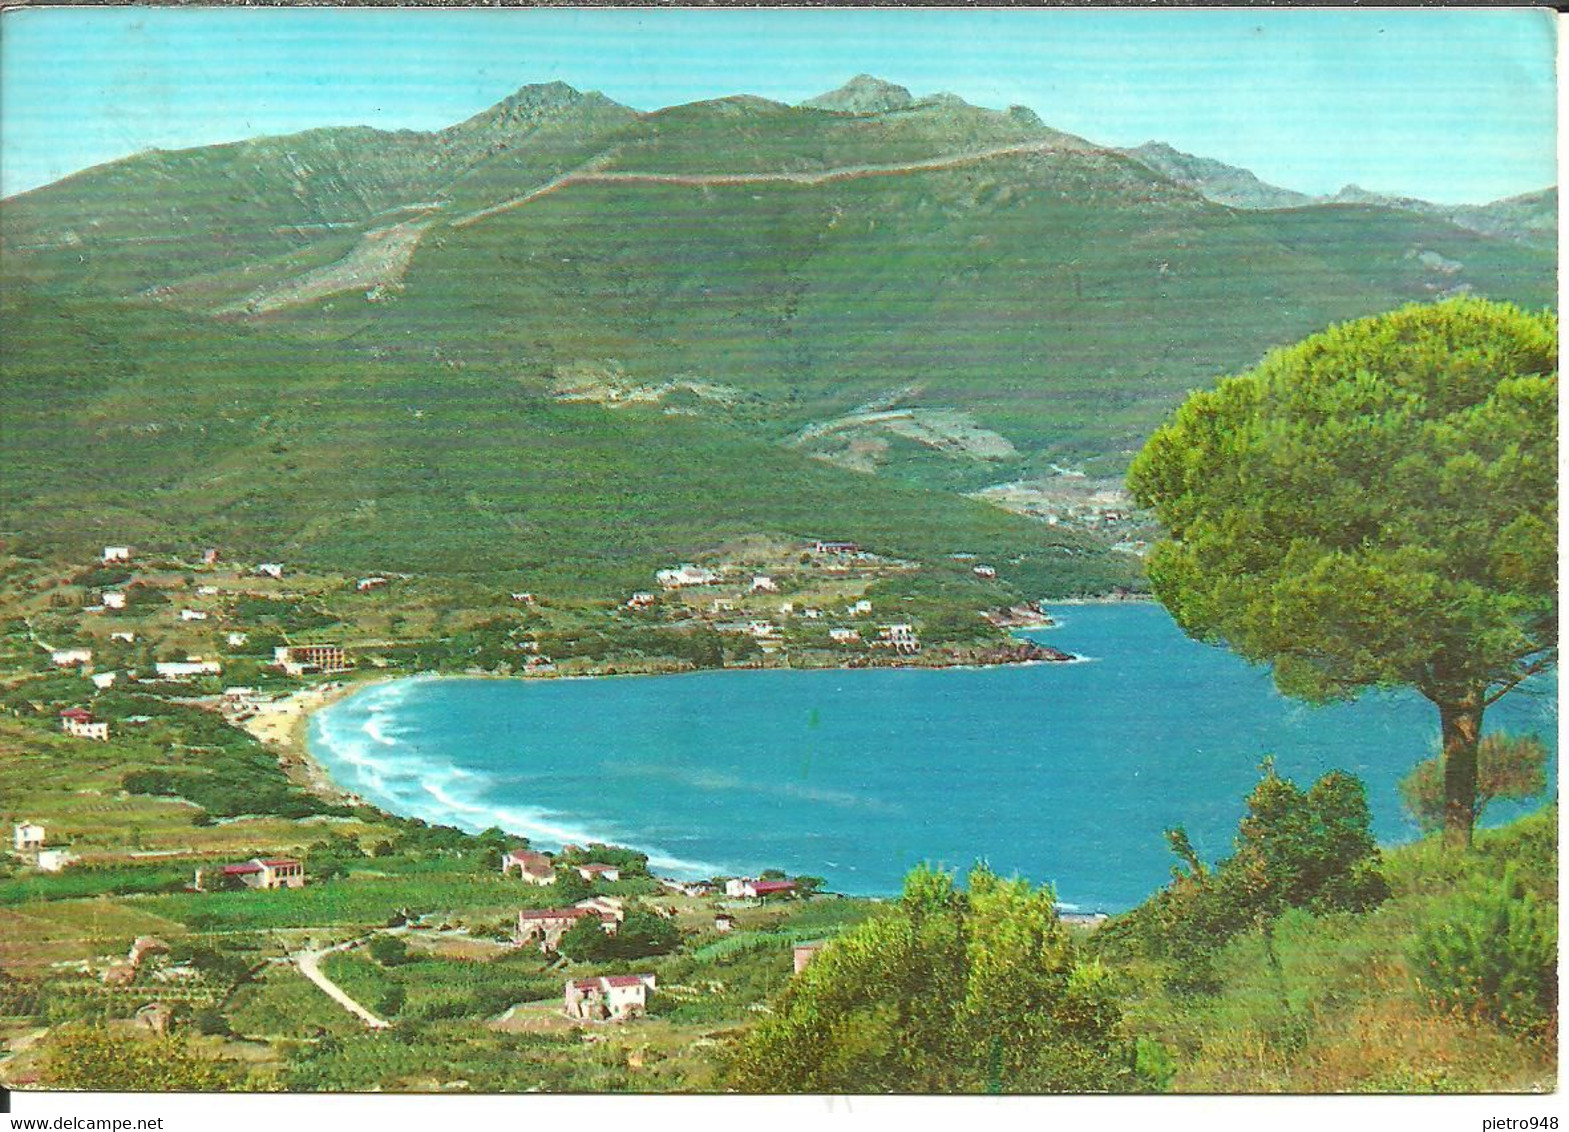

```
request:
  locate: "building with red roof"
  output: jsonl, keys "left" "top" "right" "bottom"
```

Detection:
{"left": 564, "top": 973, "right": 655, "bottom": 1021}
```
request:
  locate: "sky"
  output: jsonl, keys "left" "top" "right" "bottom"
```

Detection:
{"left": 0, "top": 6, "right": 1556, "bottom": 204}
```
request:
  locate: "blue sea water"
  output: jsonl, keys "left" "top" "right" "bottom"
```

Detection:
{"left": 308, "top": 603, "right": 1556, "bottom": 911}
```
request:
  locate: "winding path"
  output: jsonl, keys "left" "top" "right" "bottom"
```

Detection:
{"left": 292, "top": 932, "right": 399, "bottom": 1030}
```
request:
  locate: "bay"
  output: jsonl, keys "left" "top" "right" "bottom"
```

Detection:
{"left": 307, "top": 603, "right": 1556, "bottom": 910}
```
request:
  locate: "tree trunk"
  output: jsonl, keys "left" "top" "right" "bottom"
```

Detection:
{"left": 1438, "top": 697, "right": 1485, "bottom": 851}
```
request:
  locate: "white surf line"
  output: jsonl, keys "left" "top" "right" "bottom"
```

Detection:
{"left": 450, "top": 140, "right": 1093, "bottom": 230}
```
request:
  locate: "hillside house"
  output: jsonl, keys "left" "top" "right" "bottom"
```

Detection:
{"left": 222, "top": 687, "right": 263, "bottom": 710}
{"left": 724, "top": 878, "right": 799, "bottom": 900}
{"left": 878, "top": 624, "right": 921, "bottom": 654}
{"left": 658, "top": 878, "right": 712, "bottom": 898}
{"left": 135, "top": 1002, "right": 176, "bottom": 1037}
{"left": 273, "top": 644, "right": 348, "bottom": 676}
{"left": 179, "top": 609, "right": 209, "bottom": 622}
{"left": 575, "top": 862, "right": 622, "bottom": 883}
{"left": 103, "top": 546, "right": 132, "bottom": 564}
{"left": 111, "top": 632, "right": 136, "bottom": 643}
{"left": 60, "top": 708, "right": 110, "bottom": 741}
{"left": 357, "top": 577, "right": 388, "bottom": 592}
{"left": 501, "top": 849, "right": 555, "bottom": 885}
{"left": 255, "top": 563, "right": 285, "bottom": 579}
{"left": 102, "top": 592, "right": 126, "bottom": 610}
{"left": 13, "top": 822, "right": 45, "bottom": 852}
{"left": 746, "top": 620, "right": 779, "bottom": 639}
{"left": 203, "top": 858, "right": 306, "bottom": 891}
{"left": 750, "top": 575, "right": 779, "bottom": 593}
{"left": 50, "top": 649, "right": 92, "bottom": 668}
{"left": 155, "top": 660, "right": 222, "bottom": 680}
{"left": 564, "top": 974, "right": 655, "bottom": 1022}
{"left": 516, "top": 907, "right": 617, "bottom": 952}
{"left": 196, "top": 585, "right": 220, "bottom": 596}
{"left": 38, "top": 849, "right": 79, "bottom": 873}
{"left": 793, "top": 939, "right": 830, "bottom": 973}
{"left": 801, "top": 608, "right": 823, "bottom": 620}
{"left": 656, "top": 564, "right": 718, "bottom": 589}
{"left": 511, "top": 592, "right": 536, "bottom": 605}
{"left": 714, "top": 913, "right": 736, "bottom": 933}
{"left": 626, "top": 592, "right": 657, "bottom": 610}
{"left": 829, "top": 627, "right": 861, "bottom": 644}
{"left": 91, "top": 672, "right": 117, "bottom": 690}
{"left": 813, "top": 541, "right": 859, "bottom": 556}
{"left": 202, "top": 548, "right": 221, "bottom": 566}
{"left": 227, "top": 632, "right": 250, "bottom": 647}
{"left": 849, "top": 600, "right": 873, "bottom": 616}
{"left": 972, "top": 564, "right": 997, "bottom": 579}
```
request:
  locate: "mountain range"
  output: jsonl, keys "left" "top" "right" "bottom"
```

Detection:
{"left": 1, "top": 77, "right": 1555, "bottom": 592}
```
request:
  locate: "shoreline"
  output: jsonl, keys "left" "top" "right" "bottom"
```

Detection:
{"left": 261, "top": 615, "right": 1100, "bottom": 811}
{"left": 241, "top": 675, "right": 403, "bottom": 807}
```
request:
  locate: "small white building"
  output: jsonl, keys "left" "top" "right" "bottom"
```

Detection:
{"left": 196, "top": 585, "right": 220, "bottom": 596}
{"left": 37, "top": 849, "right": 79, "bottom": 873}
{"left": 227, "top": 632, "right": 249, "bottom": 647}
{"left": 60, "top": 708, "right": 110, "bottom": 741}
{"left": 103, "top": 546, "right": 132, "bottom": 564}
{"left": 746, "top": 620, "right": 779, "bottom": 639}
{"left": 501, "top": 849, "right": 555, "bottom": 885}
{"left": 155, "top": 659, "right": 222, "bottom": 680}
{"left": 102, "top": 592, "right": 127, "bottom": 610}
{"left": 50, "top": 649, "right": 92, "bottom": 668}
{"left": 575, "top": 863, "right": 622, "bottom": 883}
{"left": 802, "top": 608, "right": 823, "bottom": 620}
{"left": 829, "top": 627, "right": 861, "bottom": 644}
{"left": 564, "top": 974, "right": 655, "bottom": 1022}
{"left": 750, "top": 575, "right": 779, "bottom": 593}
{"left": 656, "top": 564, "right": 718, "bottom": 589}
{"left": 357, "top": 577, "right": 388, "bottom": 592}
{"left": 849, "top": 600, "right": 873, "bottom": 616}
{"left": 255, "top": 563, "right": 285, "bottom": 579}
{"left": 13, "top": 822, "right": 45, "bottom": 852}
{"left": 110, "top": 631, "right": 136, "bottom": 643}
{"left": 91, "top": 672, "right": 118, "bottom": 691}
{"left": 626, "top": 592, "right": 657, "bottom": 609}
{"left": 179, "top": 609, "right": 209, "bottom": 622}
{"left": 973, "top": 564, "right": 997, "bottom": 579}
{"left": 878, "top": 624, "right": 921, "bottom": 654}
{"left": 511, "top": 592, "right": 536, "bottom": 605}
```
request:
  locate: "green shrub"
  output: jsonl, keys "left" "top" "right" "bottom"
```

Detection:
{"left": 1409, "top": 865, "right": 1557, "bottom": 1038}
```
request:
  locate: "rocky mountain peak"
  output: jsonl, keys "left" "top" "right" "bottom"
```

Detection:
{"left": 801, "top": 74, "right": 915, "bottom": 114}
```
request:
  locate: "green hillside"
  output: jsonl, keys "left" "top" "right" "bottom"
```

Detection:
{"left": 0, "top": 78, "right": 1555, "bottom": 587}
{"left": 0, "top": 287, "right": 1137, "bottom": 597}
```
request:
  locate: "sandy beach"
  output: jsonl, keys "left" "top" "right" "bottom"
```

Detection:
{"left": 241, "top": 677, "right": 393, "bottom": 805}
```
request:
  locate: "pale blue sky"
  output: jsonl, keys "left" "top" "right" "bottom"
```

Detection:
{"left": 0, "top": 6, "right": 1556, "bottom": 204}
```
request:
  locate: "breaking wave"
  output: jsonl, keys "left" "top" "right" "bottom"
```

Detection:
{"left": 308, "top": 679, "right": 726, "bottom": 876}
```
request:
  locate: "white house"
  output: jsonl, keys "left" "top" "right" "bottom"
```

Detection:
{"left": 849, "top": 600, "right": 873, "bottom": 616}
{"left": 511, "top": 592, "right": 536, "bottom": 605}
{"left": 501, "top": 849, "right": 555, "bottom": 885}
{"left": 973, "top": 564, "right": 997, "bottom": 579}
{"left": 91, "top": 672, "right": 118, "bottom": 690}
{"left": 102, "top": 592, "right": 127, "bottom": 610}
{"left": 37, "top": 849, "right": 79, "bottom": 873}
{"left": 725, "top": 877, "right": 799, "bottom": 900}
{"left": 750, "top": 575, "right": 779, "bottom": 593}
{"left": 255, "top": 563, "right": 285, "bottom": 579}
{"left": 801, "top": 608, "right": 823, "bottom": 620}
{"left": 13, "top": 822, "right": 45, "bottom": 852}
{"left": 155, "top": 659, "right": 222, "bottom": 680}
{"left": 575, "top": 862, "right": 622, "bottom": 883}
{"left": 626, "top": 592, "right": 657, "bottom": 609}
{"left": 564, "top": 974, "right": 655, "bottom": 1021}
{"left": 110, "top": 632, "right": 136, "bottom": 643}
{"left": 196, "top": 585, "right": 220, "bottom": 596}
{"left": 179, "top": 609, "right": 209, "bottom": 622}
{"left": 103, "top": 546, "right": 131, "bottom": 564}
{"left": 746, "top": 620, "right": 779, "bottom": 639}
{"left": 357, "top": 577, "right": 389, "bottom": 592}
{"left": 656, "top": 564, "right": 718, "bottom": 589}
{"left": 878, "top": 624, "right": 921, "bottom": 654}
{"left": 227, "top": 632, "right": 249, "bottom": 647}
{"left": 50, "top": 649, "right": 92, "bottom": 668}
{"left": 574, "top": 896, "right": 626, "bottom": 922}
{"left": 60, "top": 708, "right": 110, "bottom": 741}
{"left": 204, "top": 858, "right": 306, "bottom": 891}
{"left": 829, "top": 627, "right": 861, "bottom": 644}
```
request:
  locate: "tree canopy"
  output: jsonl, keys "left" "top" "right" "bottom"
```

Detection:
{"left": 729, "top": 864, "right": 1138, "bottom": 1093}
{"left": 1127, "top": 299, "right": 1557, "bottom": 847}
